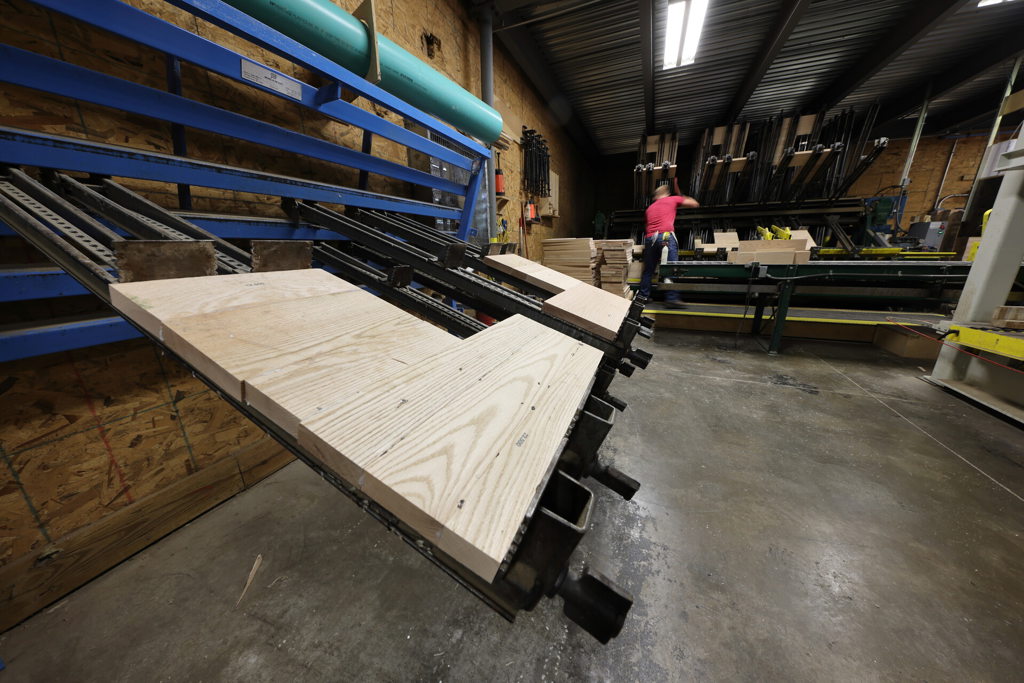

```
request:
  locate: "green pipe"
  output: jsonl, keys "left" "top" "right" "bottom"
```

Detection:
{"left": 224, "top": 0, "right": 503, "bottom": 143}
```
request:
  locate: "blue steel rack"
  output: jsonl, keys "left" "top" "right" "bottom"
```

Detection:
{"left": 0, "top": 0, "right": 492, "bottom": 361}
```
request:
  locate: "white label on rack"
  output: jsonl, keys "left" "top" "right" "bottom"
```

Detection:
{"left": 240, "top": 60, "right": 302, "bottom": 101}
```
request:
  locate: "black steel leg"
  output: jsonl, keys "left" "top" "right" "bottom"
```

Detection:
{"left": 752, "top": 298, "right": 766, "bottom": 335}
{"left": 768, "top": 281, "right": 794, "bottom": 355}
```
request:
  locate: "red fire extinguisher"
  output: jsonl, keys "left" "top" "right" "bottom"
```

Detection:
{"left": 495, "top": 152, "right": 505, "bottom": 196}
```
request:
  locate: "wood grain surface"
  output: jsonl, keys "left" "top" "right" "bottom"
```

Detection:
{"left": 109, "top": 271, "right": 602, "bottom": 581}
{"left": 110, "top": 269, "right": 357, "bottom": 339}
{"left": 542, "top": 284, "right": 632, "bottom": 340}
{"left": 481, "top": 253, "right": 583, "bottom": 294}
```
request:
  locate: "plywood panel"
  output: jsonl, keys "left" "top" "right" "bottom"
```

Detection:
{"left": 541, "top": 285, "right": 632, "bottom": 341}
{"left": 482, "top": 253, "right": 583, "bottom": 294}
{"left": 0, "top": 457, "right": 245, "bottom": 633}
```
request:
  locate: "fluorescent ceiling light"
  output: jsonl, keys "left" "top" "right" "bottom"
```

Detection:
{"left": 978, "top": 0, "right": 1016, "bottom": 6}
{"left": 663, "top": 0, "right": 710, "bottom": 70}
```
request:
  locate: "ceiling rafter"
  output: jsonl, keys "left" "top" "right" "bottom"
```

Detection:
{"left": 639, "top": 0, "right": 655, "bottom": 133}
{"left": 724, "top": 0, "right": 811, "bottom": 122}
{"left": 808, "top": 0, "right": 971, "bottom": 111}
{"left": 873, "top": 30, "right": 1024, "bottom": 130}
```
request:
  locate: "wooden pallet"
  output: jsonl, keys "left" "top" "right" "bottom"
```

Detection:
{"left": 109, "top": 269, "right": 603, "bottom": 580}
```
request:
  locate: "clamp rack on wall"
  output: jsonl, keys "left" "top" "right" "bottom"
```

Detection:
{"left": 0, "top": 165, "right": 637, "bottom": 642}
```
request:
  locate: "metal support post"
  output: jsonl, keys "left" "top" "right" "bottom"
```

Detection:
{"left": 987, "top": 55, "right": 1022, "bottom": 149}
{"left": 480, "top": 4, "right": 497, "bottom": 243}
{"left": 768, "top": 280, "right": 794, "bottom": 355}
{"left": 165, "top": 54, "right": 192, "bottom": 210}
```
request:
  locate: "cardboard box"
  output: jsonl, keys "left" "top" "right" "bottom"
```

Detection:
{"left": 873, "top": 325, "right": 941, "bottom": 360}
{"left": 727, "top": 250, "right": 798, "bottom": 265}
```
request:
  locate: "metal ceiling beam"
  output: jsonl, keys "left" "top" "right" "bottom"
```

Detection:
{"left": 724, "top": 0, "right": 810, "bottom": 122}
{"left": 639, "top": 0, "right": 655, "bottom": 133}
{"left": 495, "top": 26, "right": 601, "bottom": 159}
{"left": 809, "top": 0, "right": 971, "bottom": 111}
{"left": 929, "top": 85, "right": 1019, "bottom": 133}
{"left": 873, "top": 29, "right": 1024, "bottom": 130}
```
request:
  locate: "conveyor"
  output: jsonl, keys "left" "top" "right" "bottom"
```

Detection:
{"left": 651, "top": 259, "right": 1024, "bottom": 353}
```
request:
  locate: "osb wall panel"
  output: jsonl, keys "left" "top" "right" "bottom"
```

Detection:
{"left": 0, "top": 339, "right": 287, "bottom": 568}
{"left": 846, "top": 133, "right": 1012, "bottom": 223}
{"left": 0, "top": 0, "right": 593, "bottom": 241}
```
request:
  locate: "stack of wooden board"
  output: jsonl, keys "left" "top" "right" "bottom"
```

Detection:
{"left": 109, "top": 269, "right": 604, "bottom": 581}
{"left": 595, "top": 239, "right": 634, "bottom": 298}
{"left": 992, "top": 306, "right": 1024, "bottom": 329}
{"left": 542, "top": 238, "right": 598, "bottom": 285}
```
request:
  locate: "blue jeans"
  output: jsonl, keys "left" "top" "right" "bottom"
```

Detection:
{"left": 638, "top": 232, "right": 679, "bottom": 302}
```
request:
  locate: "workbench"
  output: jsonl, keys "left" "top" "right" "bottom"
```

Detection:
{"left": 653, "top": 260, "right": 993, "bottom": 353}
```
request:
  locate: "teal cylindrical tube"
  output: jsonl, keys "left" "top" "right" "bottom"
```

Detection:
{"left": 223, "top": 0, "right": 504, "bottom": 143}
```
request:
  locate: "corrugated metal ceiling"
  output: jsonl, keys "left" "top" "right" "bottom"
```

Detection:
{"left": 505, "top": 0, "right": 1024, "bottom": 155}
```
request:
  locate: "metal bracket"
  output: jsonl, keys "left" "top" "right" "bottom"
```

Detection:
{"left": 561, "top": 395, "right": 640, "bottom": 500}
{"left": 353, "top": 0, "right": 382, "bottom": 85}
{"left": 386, "top": 264, "right": 414, "bottom": 288}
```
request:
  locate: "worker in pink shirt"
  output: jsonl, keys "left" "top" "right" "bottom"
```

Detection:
{"left": 638, "top": 181, "right": 699, "bottom": 307}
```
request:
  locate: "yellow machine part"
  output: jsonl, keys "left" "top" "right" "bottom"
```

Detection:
{"left": 947, "top": 325, "right": 1024, "bottom": 362}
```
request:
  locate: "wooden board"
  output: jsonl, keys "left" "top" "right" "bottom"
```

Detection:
{"left": 108, "top": 270, "right": 603, "bottom": 581}
{"left": 790, "top": 229, "right": 817, "bottom": 248}
{"left": 244, "top": 297, "right": 457, "bottom": 435}
{"left": 542, "top": 283, "right": 632, "bottom": 340}
{"left": 110, "top": 269, "right": 357, "bottom": 339}
{"left": 734, "top": 239, "right": 807, "bottom": 252}
{"left": 481, "top": 253, "right": 583, "bottom": 295}
{"left": 727, "top": 250, "right": 800, "bottom": 265}
{"left": 298, "top": 316, "right": 600, "bottom": 579}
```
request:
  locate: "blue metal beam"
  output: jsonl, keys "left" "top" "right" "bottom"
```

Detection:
{"left": 0, "top": 127, "right": 463, "bottom": 220}
{"left": 0, "top": 46, "right": 466, "bottom": 196}
{"left": 0, "top": 316, "right": 142, "bottom": 362}
{"left": 30, "top": 0, "right": 476, "bottom": 172}
{"left": 0, "top": 216, "right": 344, "bottom": 240}
{"left": 0, "top": 268, "right": 93, "bottom": 301}
{"left": 162, "top": 0, "right": 491, "bottom": 158}
{"left": 457, "top": 165, "right": 484, "bottom": 241}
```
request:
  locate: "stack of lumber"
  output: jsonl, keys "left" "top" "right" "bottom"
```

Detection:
{"left": 992, "top": 306, "right": 1024, "bottom": 329}
{"left": 595, "top": 239, "right": 634, "bottom": 298}
{"left": 725, "top": 239, "right": 810, "bottom": 264}
{"left": 713, "top": 229, "right": 815, "bottom": 264}
{"left": 542, "top": 238, "right": 598, "bottom": 285}
{"left": 480, "top": 253, "right": 636, "bottom": 338}
{"left": 110, "top": 270, "right": 603, "bottom": 581}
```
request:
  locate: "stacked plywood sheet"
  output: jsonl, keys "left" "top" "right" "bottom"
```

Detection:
{"left": 109, "top": 269, "right": 603, "bottom": 581}
{"left": 542, "top": 238, "right": 597, "bottom": 285}
{"left": 595, "top": 239, "right": 634, "bottom": 298}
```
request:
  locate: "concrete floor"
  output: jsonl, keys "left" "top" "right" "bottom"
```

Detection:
{"left": 2, "top": 330, "right": 1023, "bottom": 681}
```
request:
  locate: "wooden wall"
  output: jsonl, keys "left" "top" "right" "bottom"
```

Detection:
{"left": 0, "top": 339, "right": 292, "bottom": 631}
{"left": 846, "top": 132, "right": 1012, "bottom": 222}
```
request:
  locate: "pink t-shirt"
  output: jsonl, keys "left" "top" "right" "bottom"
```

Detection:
{"left": 644, "top": 195, "right": 689, "bottom": 238}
